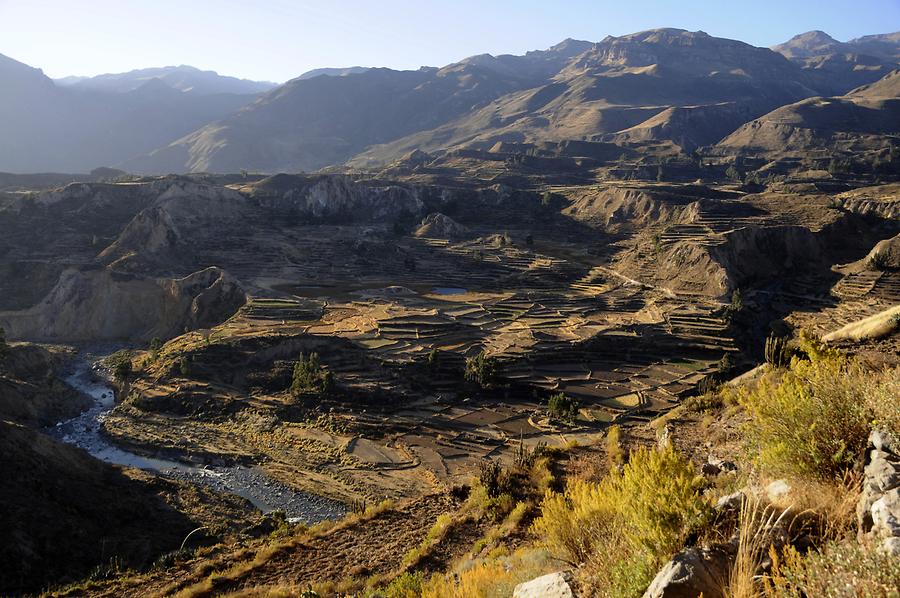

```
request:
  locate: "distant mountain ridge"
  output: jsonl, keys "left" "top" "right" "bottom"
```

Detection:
{"left": 2, "top": 27, "right": 899, "bottom": 174}
{"left": 297, "top": 66, "right": 371, "bottom": 80}
{"left": 55, "top": 65, "right": 276, "bottom": 96}
{"left": 0, "top": 53, "right": 262, "bottom": 172}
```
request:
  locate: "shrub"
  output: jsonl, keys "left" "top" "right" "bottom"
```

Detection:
{"left": 737, "top": 347, "right": 880, "bottom": 481}
{"left": 419, "top": 548, "right": 550, "bottom": 598}
{"left": 478, "top": 459, "right": 508, "bottom": 499}
{"left": 764, "top": 541, "right": 900, "bottom": 597}
{"left": 108, "top": 349, "right": 133, "bottom": 382}
{"left": 866, "top": 366, "right": 900, "bottom": 436}
{"left": 381, "top": 571, "right": 425, "bottom": 598}
{"left": 868, "top": 251, "right": 890, "bottom": 271}
{"left": 178, "top": 356, "right": 190, "bottom": 377}
{"left": 464, "top": 352, "right": 499, "bottom": 388}
{"left": 547, "top": 392, "right": 579, "bottom": 423}
{"left": 532, "top": 445, "right": 710, "bottom": 589}
{"left": 513, "top": 439, "right": 546, "bottom": 470}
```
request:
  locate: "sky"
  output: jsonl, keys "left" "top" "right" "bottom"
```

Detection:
{"left": 1, "top": 0, "right": 898, "bottom": 83}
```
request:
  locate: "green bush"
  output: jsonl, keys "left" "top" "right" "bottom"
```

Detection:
{"left": 380, "top": 571, "right": 425, "bottom": 598}
{"left": 478, "top": 459, "right": 508, "bottom": 499}
{"left": 547, "top": 392, "right": 579, "bottom": 423}
{"left": 107, "top": 350, "right": 133, "bottom": 382}
{"left": 149, "top": 337, "right": 163, "bottom": 360}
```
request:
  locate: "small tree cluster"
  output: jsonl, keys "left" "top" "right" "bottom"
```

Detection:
{"left": 291, "top": 352, "right": 334, "bottom": 396}
{"left": 149, "top": 337, "right": 163, "bottom": 360}
{"left": 548, "top": 392, "right": 579, "bottom": 423}
{"left": 108, "top": 350, "right": 133, "bottom": 382}
{"left": 464, "top": 352, "right": 499, "bottom": 388}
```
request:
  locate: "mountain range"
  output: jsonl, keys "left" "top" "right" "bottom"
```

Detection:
{"left": 2, "top": 28, "right": 898, "bottom": 174}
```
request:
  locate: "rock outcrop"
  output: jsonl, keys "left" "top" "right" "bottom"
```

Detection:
{"left": 0, "top": 266, "right": 245, "bottom": 342}
{"left": 858, "top": 429, "right": 900, "bottom": 554}
{"left": 0, "top": 344, "right": 89, "bottom": 427}
{"left": 414, "top": 213, "right": 469, "bottom": 239}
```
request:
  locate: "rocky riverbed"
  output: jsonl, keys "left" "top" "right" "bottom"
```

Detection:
{"left": 52, "top": 355, "right": 347, "bottom": 523}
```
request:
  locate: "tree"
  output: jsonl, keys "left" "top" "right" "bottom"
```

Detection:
{"left": 725, "top": 165, "right": 741, "bottom": 181}
{"left": 108, "top": 350, "right": 133, "bottom": 382}
{"left": 465, "top": 352, "right": 499, "bottom": 388}
{"left": 149, "top": 337, "right": 163, "bottom": 360}
{"left": 291, "top": 352, "right": 334, "bottom": 396}
{"left": 548, "top": 392, "right": 579, "bottom": 423}
{"left": 0, "top": 326, "right": 8, "bottom": 362}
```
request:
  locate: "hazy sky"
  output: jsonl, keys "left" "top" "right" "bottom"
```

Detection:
{"left": 1, "top": 0, "right": 898, "bottom": 83}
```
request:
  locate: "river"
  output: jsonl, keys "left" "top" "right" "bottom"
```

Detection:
{"left": 52, "top": 356, "right": 347, "bottom": 523}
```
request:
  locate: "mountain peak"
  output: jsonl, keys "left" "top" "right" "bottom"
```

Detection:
{"left": 772, "top": 30, "right": 843, "bottom": 59}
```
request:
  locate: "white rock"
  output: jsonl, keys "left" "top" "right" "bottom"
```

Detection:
{"left": 715, "top": 491, "right": 745, "bottom": 512}
{"left": 514, "top": 571, "right": 575, "bottom": 598}
{"left": 871, "top": 488, "right": 900, "bottom": 538}
{"left": 766, "top": 479, "right": 792, "bottom": 502}
{"left": 880, "top": 537, "right": 900, "bottom": 556}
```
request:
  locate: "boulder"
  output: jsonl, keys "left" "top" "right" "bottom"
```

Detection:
{"left": 871, "top": 429, "right": 900, "bottom": 455}
{"left": 643, "top": 546, "right": 730, "bottom": 598}
{"left": 766, "top": 479, "right": 792, "bottom": 503}
{"left": 880, "top": 537, "right": 900, "bottom": 556}
{"left": 707, "top": 455, "right": 738, "bottom": 473}
{"left": 514, "top": 571, "right": 575, "bottom": 598}
{"left": 871, "top": 489, "right": 900, "bottom": 538}
{"left": 715, "top": 491, "right": 745, "bottom": 512}
{"left": 702, "top": 462, "right": 723, "bottom": 476}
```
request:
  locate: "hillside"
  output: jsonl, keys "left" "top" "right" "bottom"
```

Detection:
{"left": 717, "top": 69, "right": 900, "bottom": 157}
{"left": 129, "top": 29, "right": 829, "bottom": 173}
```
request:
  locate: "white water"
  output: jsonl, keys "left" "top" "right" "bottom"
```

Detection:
{"left": 53, "top": 358, "right": 346, "bottom": 523}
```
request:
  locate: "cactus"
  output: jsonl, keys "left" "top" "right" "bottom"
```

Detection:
{"left": 765, "top": 334, "right": 791, "bottom": 368}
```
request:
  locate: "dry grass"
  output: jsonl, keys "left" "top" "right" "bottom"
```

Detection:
{"left": 726, "top": 496, "right": 792, "bottom": 598}
{"left": 417, "top": 547, "right": 554, "bottom": 598}
{"left": 822, "top": 305, "right": 900, "bottom": 343}
{"left": 763, "top": 540, "right": 900, "bottom": 598}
